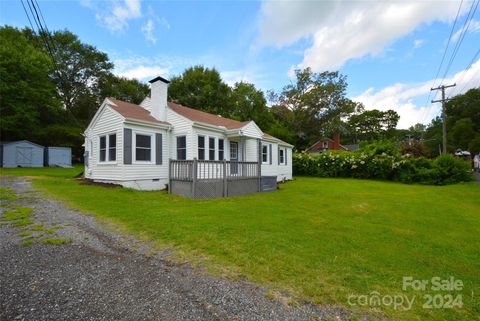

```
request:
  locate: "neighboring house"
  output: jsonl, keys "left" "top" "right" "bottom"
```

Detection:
{"left": 305, "top": 134, "right": 359, "bottom": 154}
{"left": 84, "top": 76, "right": 293, "bottom": 195}
{"left": 0, "top": 140, "right": 44, "bottom": 168}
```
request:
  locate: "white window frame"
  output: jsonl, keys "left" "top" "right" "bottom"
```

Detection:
{"left": 230, "top": 141, "right": 238, "bottom": 160}
{"left": 279, "top": 148, "right": 285, "bottom": 165}
{"left": 208, "top": 137, "right": 216, "bottom": 160}
{"left": 198, "top": 135, "right": 206, "bottom": 160}
{"left": 133, "top": 131, "right": 154, "bottom": 164}
{"left": 262, "top": 144, "right": 269, "bottom": 164}
{"left": 218, "top": 139, "right": 225, "bottom": 160}
{"left": 176, "top": 135, "right": 187, "bottom": 160}
{"left": 98, "top": 132, "right": 117, "bottom": 164}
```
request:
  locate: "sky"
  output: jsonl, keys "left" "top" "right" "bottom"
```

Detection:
{"left": 1, "top": 0, "right": 479, "bottom": 129}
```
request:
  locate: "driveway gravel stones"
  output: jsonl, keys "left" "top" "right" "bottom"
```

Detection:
{"left": 0, "top": 177, "right": 364, "bottom": 321}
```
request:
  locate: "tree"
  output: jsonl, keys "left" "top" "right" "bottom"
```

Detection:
{"left": 0, "top": 26, "right": 61, "bottom": 141}
{"left": 269, "top": 68, "right": 358, "bottom": 149}
{"left": 97, "top": 74, "right": 149, "bottom": 105}
{"left": 229, "top": 82, "right": 274, "bottom": 129}
{"left": 468, "top": 135, "right": 480, "bottom": 154}
{"left": 347, "top": 109, "right": 400, "bottom": 142}
{"left": 168, "top": 66, "right": 232, "bottom": 115}
{"left": 26, "top": 29, "right": 113, "bottom": 125}
{"left": 450, "top": 118, "right": 476, "bottom": 150}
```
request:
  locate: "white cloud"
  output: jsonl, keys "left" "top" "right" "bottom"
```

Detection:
{"left": 141, "top": 19, "right": 156, "bottom": 44}
{"left": 353, "top": 59, "right": 480, "bottom": 129}
{"left": 414, "top": 39, "right": 424, "bottom": 49}
{"left": 116, "top": 65, "right": 169, "bottom": 80}
{"left": 82, "top": 0, "right": 142, "bottom": 32}
{"left": 452, "top": 19, "right": 480, "bottom": 42}
{"left": 258, "top": 1, "right": 464, "bottom": 72}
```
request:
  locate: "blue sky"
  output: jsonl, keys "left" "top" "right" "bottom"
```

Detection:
{"left": 1, "top": 0, "right": 479, "bottom": 128}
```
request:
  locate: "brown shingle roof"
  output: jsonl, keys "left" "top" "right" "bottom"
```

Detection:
{"left": 108, "top": 98, "right": 170, "bottom": 125}
{"left": 262, "top": 133, "right": 292, "bottom": 147}
{"left": 167, "top": 102, "right": 249, "bottom": 129}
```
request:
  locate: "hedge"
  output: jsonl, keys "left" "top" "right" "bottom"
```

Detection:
{"left": 293, "top": 151, "right": 472, "bottom": 185}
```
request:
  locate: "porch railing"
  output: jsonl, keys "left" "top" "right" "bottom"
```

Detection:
{"left": 169, "top": 158, "right": 263, "bottom": 198}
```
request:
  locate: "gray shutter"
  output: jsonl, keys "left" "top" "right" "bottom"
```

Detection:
{"left": 156, "top": 133, "right": 162, "bottom": 165}
{"left": 269, "top": 144, "right": 272, "bottom": 164}
{"left": 258, "top": 140, "right": 262, "bottom": 163}
{"left": 124, "top": 128, "right": 132, "bottom": 165}
{"left": 285, "top": 148, "right": 288, "bottom": 165}
{"left": 278, "top": 146, "right": 280, "bottom": 165}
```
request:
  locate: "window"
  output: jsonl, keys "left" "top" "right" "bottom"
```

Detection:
{"left": 135, "top": 134, "right": 152, "bottom": 161}
{"left": 262, "top": 145, "right": 268, "bottom": 163}
{"left": 218, "top": 139, "right": 224, "bottom": 160}
{"left": 209, "top": 137, "right": 215, "bottom": 160}
{"left": 323, "top": 141, "right": 328, "bottom": 149}
{"left": 109, "top": 134, "right": 116, "bottom": 161}
{"left": 230, "top": 141, "right": 238, "bottom": 160}
{"left": 279, "top": 148, "right": 285, "bottom": 164}
{"left": 177, "top": 136, "right": 186, "bottom": 160}
{"left": 99, "top": 134, "right": 116, "bottom": 162}
{"left": 198, "top": 136, "right": 205, "bottom": 160}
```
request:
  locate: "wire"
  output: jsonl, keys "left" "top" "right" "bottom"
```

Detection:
{"left": 439, "top": 0, "right": 479, "bottom": 86}
{"left": 418, "top": 0, "right": 465, "bottom": 125}
{"left": 452, "top": 48, "right": 480, "bottom": 95}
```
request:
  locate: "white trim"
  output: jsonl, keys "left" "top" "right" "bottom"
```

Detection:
{"left": 124, "top": 118, "right": 171, "bottom": 130}
{"left": 98, "top": 132, "right": 117, "bottom": 165}
{"left": 262, "top": 144, "right": 269, "bottom": 164}
{"left": 132, "top": 130, "right": 155, "bottom": 164}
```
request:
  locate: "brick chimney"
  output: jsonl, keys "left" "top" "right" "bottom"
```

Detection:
{"left": 148, "top": 76, "right": 170, "bottom": 121}
{"left": 333, "top": 133, "right": 341, "bottom": 150}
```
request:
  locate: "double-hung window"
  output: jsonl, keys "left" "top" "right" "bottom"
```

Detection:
{"left": 99, "top": 134, "right": 116, "bottom": 162}
{"left": 198, "top": 136, "right": 205, "bottom": 160}
{"left": 218, "top": 139, "right": 224, "bottom": 160}
{"left": 279, "top": 148, "right": 285, "bottom": 164}
{"left": 177, "top": 136, "right": 187, "bottom": 160}
{"left": 262, "top": 145, "right": 268, "bottom": 163}
{"left": 135, "top": 134, "right": 152, "bottom": 162}
{"left": 209, "top": 137, "right": 215, "bottom": 160}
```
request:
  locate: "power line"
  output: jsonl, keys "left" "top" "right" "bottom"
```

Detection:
{"left": 452, "top": 48, "right": 480, "bottom": 96}
{"left": 418, "top": 0, "right": 464, "bottom": 125}
{"left": 439, "top": 0, "right": 479, "bottom": 86}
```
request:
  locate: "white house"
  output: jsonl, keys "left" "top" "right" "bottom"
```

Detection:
{"left": 84, "top": 76, "right": 293, "bottom": 195}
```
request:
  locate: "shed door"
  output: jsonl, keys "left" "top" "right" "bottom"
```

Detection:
{"left": 16, "top": 147, "right": 33, "bottom": 166}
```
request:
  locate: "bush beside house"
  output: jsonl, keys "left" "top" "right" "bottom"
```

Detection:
{"left": 293, "top": 144, "right": 472, "bottom": 185}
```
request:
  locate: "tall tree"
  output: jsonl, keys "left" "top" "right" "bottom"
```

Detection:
{"left": 168, "top": 66, "right": 231, "bottom": 115}
{"left": 347, "top": 109, "right": 399, "bottom": 142}
{"left": 0, "top": 26, "right": 61, "bottom": 141}
{"left": 269, "top": 68, "right": 358, "bottom": 149}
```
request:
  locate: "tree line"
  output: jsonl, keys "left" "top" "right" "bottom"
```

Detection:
{"left": 1, "top": 25, "right": 478, "bottom": 160}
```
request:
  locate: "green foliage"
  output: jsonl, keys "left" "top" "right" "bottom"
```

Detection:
{"left": 293, "top": 145, "right": 472, "bottom": 185}
{"left": 0, "top": 26, "right": 61, "bottom": 141}
{"left": 348, "top": 109, "right": 400, "bottom": 141}
{"left": 169, "top": 66, "right": 231, "bottom": 115}
{"left": 269, "top": 68, "right": 359, "bottom": 150}
{"left": 0, "top": 187, "right": 18, "bottom": 201}
{"left": 468, "top": 134, "right": 480, "bottom": 154}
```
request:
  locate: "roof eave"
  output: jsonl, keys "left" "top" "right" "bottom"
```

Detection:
{"left": 124, "top": 118, "right": 171, "bottom": 130}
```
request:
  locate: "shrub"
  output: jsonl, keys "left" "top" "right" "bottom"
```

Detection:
{"left": 293, "top": 150, "right": 472, "bottom": 185}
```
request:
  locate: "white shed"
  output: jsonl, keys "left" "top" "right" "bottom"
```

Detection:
{"left": 0, "top": 140, "right": 44, "bottom": 168}
{"left": 45, "top": 147, "right": 72, "bottom": 167}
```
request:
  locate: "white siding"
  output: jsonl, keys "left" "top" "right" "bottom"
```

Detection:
{"left": 241, "top": 121, "right": 263, "bottom": 139}
{"left": 167, "top": 108, "right": 194, "bottom": 160}
{"left": 244, "top": 138, "right": 259, "bottom": 162}
{"left": 260, "top": 141, "right": 293, "bottom": 181}
{"left": 122, "top": 123, "right": 169, "bottom": 180}
{"left": 85, "top": 107, "right": 124, "bottom": 181}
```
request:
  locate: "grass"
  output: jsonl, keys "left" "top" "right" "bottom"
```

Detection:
{"left": 0, "top": 187, "right": 18, "bottom": 201}
{"left": 1, "top": 206, "right": 33, "bottom": 221}
{"left": 0, "top": 164, "right": 84, "bottom": 178}
{"left": 1, "top": 167, "right": 479, "bottom": 320}
{"left": 41, "top": 237, "right": 72, "bottom": 245}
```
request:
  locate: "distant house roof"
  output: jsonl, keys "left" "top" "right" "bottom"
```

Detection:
{"left": 167, "top": 102, "right": 249, "bottom": 129}
{"left": 342, "top": 144, "right": 360, "bottom": 151}
{"left": 108, "top": 98, "right": 170, "bottom": 126}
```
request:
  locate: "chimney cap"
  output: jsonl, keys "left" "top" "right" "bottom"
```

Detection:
{"left": 149, "top": 76, "right": 170, "bottom": 84}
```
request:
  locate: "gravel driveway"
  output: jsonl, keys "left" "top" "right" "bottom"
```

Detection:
{"left": 0, "top": 177, "right": 360, "bottom": 321}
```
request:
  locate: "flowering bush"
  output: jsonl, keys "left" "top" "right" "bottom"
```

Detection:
{"left": 293, "top": 150, "right": 472, "bottom": 185}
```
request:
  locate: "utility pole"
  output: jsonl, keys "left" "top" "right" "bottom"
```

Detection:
{"left": 431, "top": 83, "right": 456, "bottom": 154}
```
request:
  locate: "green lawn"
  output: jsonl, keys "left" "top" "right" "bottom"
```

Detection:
{"left": 1, "top": 167, "right": 479, "bottom": 320}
